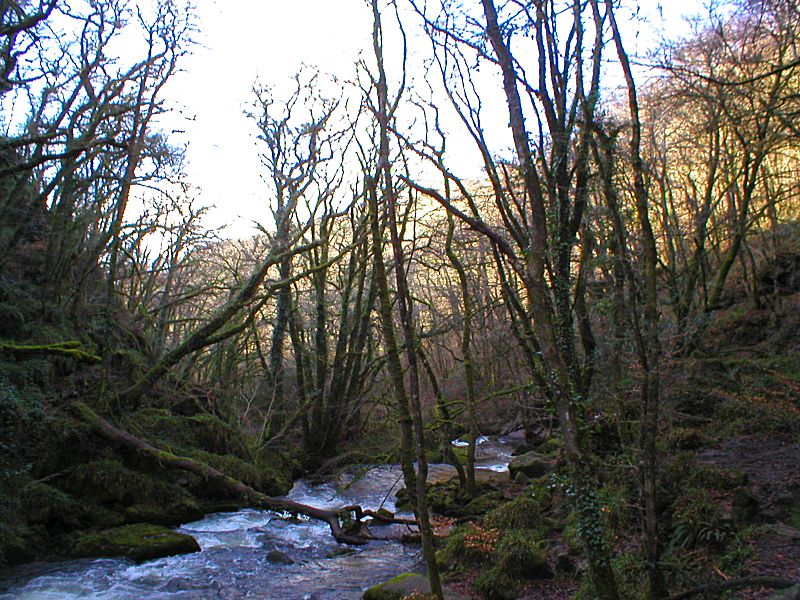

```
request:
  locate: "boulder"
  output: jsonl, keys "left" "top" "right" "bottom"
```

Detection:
{"left": 508, "top": 451, "right": 554, "bottom": 479}
{"left": 70, "top": 524, "right": 200, "bottom": 562}
{"left": 363, "top": 573, "right": 469, "bottom": 600}
{"left": 265, "top": 549, "right": 294, "bottom": 564}
{"left": 363, "top": 573, "right": 429, "bottom": 600}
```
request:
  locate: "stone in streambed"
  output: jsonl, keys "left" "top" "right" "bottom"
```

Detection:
{"left": 326, "top": 547, "right": 357, "bottom": 558}
{"left": 266, "top": 549, "right": 295, "bottom": 564}
{"left": 69, "top": 523, "right": 200, "bottom": 561}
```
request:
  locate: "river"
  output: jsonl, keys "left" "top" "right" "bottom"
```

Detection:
{"left": 0, "top": 436, "right": 515, "bottom": 599}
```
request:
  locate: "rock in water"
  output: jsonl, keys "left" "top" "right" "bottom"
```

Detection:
{"left": 265, "top": 549, "right": 295, "bottom": 564}
{"left": 69, "top": 524, "right": 200, "bottom": 561}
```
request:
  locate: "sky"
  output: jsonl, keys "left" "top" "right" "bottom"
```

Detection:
{"left": 159, "top": 0, "right": 704, "bottom": 239}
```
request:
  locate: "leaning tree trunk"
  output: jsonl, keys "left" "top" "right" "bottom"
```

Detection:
{"left": 71, "top": 402, "right": 415, "bottom": 545}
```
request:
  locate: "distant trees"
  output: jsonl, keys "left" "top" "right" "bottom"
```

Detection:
{"left": 5, "top": 1, "right": 799, "bottom": 595}
{"left": 646, "top": 0, "right": 800, "bottom": 347}
{"left": 0, "top": 1, "right": 192, "bottom": 305}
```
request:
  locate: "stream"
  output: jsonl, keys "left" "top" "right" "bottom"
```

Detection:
{"left": 0, "top": 436, "right": 515, "bottom": 599}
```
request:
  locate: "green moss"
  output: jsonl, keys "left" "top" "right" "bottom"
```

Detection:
{"left": 538, "top": 437, "right": 563, "bottom": 455}
{"left": 437, "top": 524, "right": 498, "bottom": 571}
{"left": 473, "top": 565, "right": 518, "bottom": 600}
{"left": 495, "top": 529, "right": 551, "bottom": 580}
{"left": 186, "top": 450, "right": 277, "bottom": 496}
{"left": 121, "top": 408, "right": 196, "bottom": 452}
{"left": 64, "top": 458, "right": 192, "bottom": 508}
{"left": 790, "top": 498, "right": 800, "bottom": 530}
{"left": 575, "top": 552, "right": 646, "bottom": 600}
{"left": 483, "top": 495, "right": 545, "bottom": 532}
{"left": 69, "top": 523, "right": 200, "bottom": 561}
{"left": 0, "top": 520, "right": 32, "bottom": 566}
{"left": 363, "top": 573, "right": 429, "bottom": 600}
{"left": 123, "top": 496, "right": 204, "bottom": 526}
{"left": 0, "top": 340, "right": 100, "bottom": 363}
{"left": 396, "top": 479, "right": 504, "bottom": 519}
{"left": 18, "top": 482, "right": 83, "bottom": 528}
{"left": 187, "top": 413, "right": 247, "bottom": 457}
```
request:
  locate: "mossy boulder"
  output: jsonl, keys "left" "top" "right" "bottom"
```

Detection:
{"left": 64, "top": 459, "right": 184, "bottom": 507}
{"left": 18, "top": 482, "right": 84, "bottom": 528}
{"left": 363, "top": 573, "right": 429, "bottom": 600}
{"left": 70, "top": 523, "right": 200, "bottom": 561}
{"left": 495, "top": 529, "right": 552, "bottom": 579}
{"left": 537, "top": 437, "right": 563, "bottom": 455}
{"left": 123, "top": 496, "right": 204, "bottom": 526}
{"left": 483, "top": 495, "right": 546, "bottom": 532}
{"left": 508, "top": 451, "right": 553, "bottom": 480}
{"left": 0, "top": 520, "right": 34, "bottom": 566}
{"left": 395, "top": 479, "right": 504, "bottom": 519}
{"left": 437, "top": 524, "right": 499, "bottom": 571}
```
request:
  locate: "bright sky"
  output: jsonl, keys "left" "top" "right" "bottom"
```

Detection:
{"left": 160, "top": 0, "right": 703, "bottom": 239}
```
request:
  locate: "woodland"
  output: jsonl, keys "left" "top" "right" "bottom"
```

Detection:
{"left": 0, "top": 0, "right": 799, "bottom": 599}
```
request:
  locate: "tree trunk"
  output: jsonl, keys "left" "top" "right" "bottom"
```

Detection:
{"left": 71, "top": 401, "right": 415, "bottom": 546}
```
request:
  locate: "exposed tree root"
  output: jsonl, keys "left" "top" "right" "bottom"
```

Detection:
{"left": 71, "top": 401, "right": 416, "bottom": 546}
{"left": 668, "top": 576, "right": 799, "bottom": 599}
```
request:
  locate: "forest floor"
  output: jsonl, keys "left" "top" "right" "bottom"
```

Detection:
{"left": 698, "top": 435, "right": 800, "bottom": 599}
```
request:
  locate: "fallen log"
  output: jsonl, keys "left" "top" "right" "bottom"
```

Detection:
{"left": 71, "top": 402, "right": 415, "bottom": 545}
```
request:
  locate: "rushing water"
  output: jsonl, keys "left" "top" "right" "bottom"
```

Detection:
{"left": 0, "top": 436, "right": 515, "bottom": 600}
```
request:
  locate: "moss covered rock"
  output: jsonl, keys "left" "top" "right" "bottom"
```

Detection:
{"left": 395, "top": 479, "right": 504, "bottom": 519}
{"left": 483, "top": 495, "right": 545, "bottom": 532}
{"left": 123, "top": 496, "right": 204, "bottom": 526}
{"left": 70, "top": 523, "right": 200, "bottom": 561}
{"left": 495, "top": 530, "right": 552, "bottom": 580}
{"left": 508, "top": 451, "right": 553, "bottom": 480}
{"left": 64, "top": 458, "right": 187, "bottom": 507}
{"left": 437, "top": 524, "right": 499, "bottom": 571}
{"left": 19, "top": 482, "right": 84, "bottom": 528}
{"left": 363, "top": 573, "right": 429, "bottom": 600}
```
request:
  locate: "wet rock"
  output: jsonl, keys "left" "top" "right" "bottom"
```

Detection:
{"left": 761, "top": 522, "right": 800, "bottom": 540}
{"left": 511, "top": 442, "right": 536, "bottom": 456}
{"left": 265, "top": 549, "right": 294, "bottom": 564}
{"left": 508, "top": 451, "right": 554, "bottom": 479}
{"left": 326, "top": 547, "right": 356, "bottom": 558}
{"left": 69, "top": 523, "right": 200, "bottom": 562}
